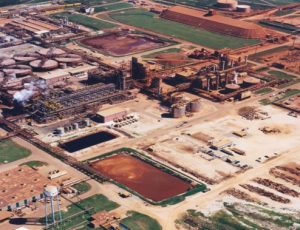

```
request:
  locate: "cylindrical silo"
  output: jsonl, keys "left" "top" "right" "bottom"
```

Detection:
{"left": 188, "top": 99, "right": 201, "bottom": 112}
{"left": 171, "top": 104, "right": 186, "bottom": 118}
{"left": 237, "top": 5, "right": 251, "bottom": 13}
{"left": 243, "top": 77, "right": 260, "bottom": 87}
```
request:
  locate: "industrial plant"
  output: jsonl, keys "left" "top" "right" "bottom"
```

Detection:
{"left": 0, "top": 0, "right": 299, "bottom": 230}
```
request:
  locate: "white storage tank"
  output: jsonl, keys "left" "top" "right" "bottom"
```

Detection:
{"left": 188, "top": 99, "right": 201, "bottom": 112}
{"left": 236, "top": 5, "right": 251, "bottom": 13}
{"left": 216, "top": 0, "right": 238, "bottom": 10}
{"left": 171, "top": 104, "right": 186, "bottom": 118}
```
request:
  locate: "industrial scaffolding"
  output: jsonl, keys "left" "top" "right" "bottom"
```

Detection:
{"left": 29, "top": 83, "right": 134, "bottom": 123}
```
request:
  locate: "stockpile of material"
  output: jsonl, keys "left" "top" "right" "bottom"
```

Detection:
{"left": 253, "top": 177, "right": 299, "bottom": 197}
{"left": 240, "top": 184, "right": 290, "bottom": 203}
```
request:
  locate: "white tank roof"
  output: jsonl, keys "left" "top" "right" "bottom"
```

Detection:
{"left": 44, "top": 185, "right": 59, "bottom": 197}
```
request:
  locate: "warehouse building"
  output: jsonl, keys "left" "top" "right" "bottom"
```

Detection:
{"left": 96, "top": 107, "right": 128, "bottom": 123}
{"left": 0, "top": 166, "right": 50, "bottom": 211}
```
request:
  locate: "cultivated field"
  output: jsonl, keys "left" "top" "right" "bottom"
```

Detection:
{"left": 110, "top": 9, "right": 260, "bottom": 49}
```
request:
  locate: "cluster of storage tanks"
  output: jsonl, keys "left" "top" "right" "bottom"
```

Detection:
{"left": 54, "top": 119, "right": 91, "bottom": 136}
{"left": 170, "top": 93, "right": 202, "bottom": 118}
{"left": 224, "top": 76, "right": 260, "bottom": 93}
{"left": 0, "top": 48, "right": 83, "bottom": 78}
{"left": 216, "top": 0, "right": 251, "bottom": 13}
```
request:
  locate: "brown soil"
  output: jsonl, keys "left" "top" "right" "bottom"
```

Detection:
{"left": 80, "top": 32, "right": 168, "bottom": 56}
{"left": 90, "top": 153, "right": 191, "bottom": 201}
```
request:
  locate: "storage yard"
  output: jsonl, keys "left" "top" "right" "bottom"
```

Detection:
{"left": 0, "top": 0, "right": 299, "bottom": 230}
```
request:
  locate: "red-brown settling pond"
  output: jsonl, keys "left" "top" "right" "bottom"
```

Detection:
{"left": 79, "top": 31, "right": 169, "bottom": 56}
{"left": 90, "top": 153, "right": 191, "bottom": 202}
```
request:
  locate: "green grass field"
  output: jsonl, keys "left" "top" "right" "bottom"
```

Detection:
{"left": 72, "top": 181, "right": 91, "bottom": 195}
{"left": 268, "top": 70, "right": 296, "bottom": 80}
{"left": 52, "top": 12, "right": 117, "bottom": 30}
{"left": 274, "top": 9, "right": 296, "bottom": 16}
{"left": 142, "top": 47, "right": 181, "bottom": 58}
{"left": 94, "top": 2, "right": 133, "bottom": 13}
{"left": 179, "top": 203, "right": 300, "bottom": 229}
{"left": 0, "top": 139, "right": 31, "bottom": 163}
{"left": 249, "top": 46, "right": 290, "bottom": 62}
{"left": 254, "top": 87, "right": 274, "bottom": 95}
{"left": 150, "top": 0, "right": 299, "bottom": 9}
{"left": 64, "top": 0, "right": 120, "bottom": 5}
{"left": 41, "top": 194, "right": 119, "bottom": 229}
{"left": 110, "top": 9, "right": 260, "bottom": 49}
{"left": 20, "top": 160, "right": 48, "bottom": 168}
{"left": 121, "top": 211, "right": 162, "bottom": 230}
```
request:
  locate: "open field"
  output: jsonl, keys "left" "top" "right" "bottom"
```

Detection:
{"left": 0, "top": 139, "right": 31, "bottom": 163}
{"left": 72, "top": 181, "right": 92, "bottom": 195}
{"left": 41, "top": 194, "right": 119, "bottom": 229}
{"left": 268, "top": 70, "right": 297, "bottom": 80}
{"left": 121, "top": 211, "right": 162, "bottom": 230}
{"left": 94, "top": 2, "right": 133, "bottom": 13}
{"left": 52, "top": 12, "right": 117, "bottom": 30}
{"left": 178, "top": 203, "right": 300, "bottom": 229}
{"left": 110, "top": 9, "right": 260, "bottom": 49}
{"left": 142, "top": 47, "right": 181, "bottom": 58}
{"left": 64, "top": 0, "right": 120, "bottom": 5}
{"left": 151, "top": 0, "right": 299, "bottom": 10}
{"left": 0, "top": 0, "right": 48, "bottom": 7}
{"left": 20, "top": 160, "right": 48, "bottom": 168}
{"left": 249, "top": 46, "right": 300, "bottom": 74}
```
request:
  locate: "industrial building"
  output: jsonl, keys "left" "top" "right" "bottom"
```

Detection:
{"left": 90, "top": 211, "right": 120, "bottom": 229}
{"left": 0, "top": 166, "right": 50, "bottom": 211}
{"left": 96, "top": 107, "right": 128, "bottom": 123}
{"left": 29, "top": 82, "right": 134, "bottom": 123}
{"left": 161, "top": 6, "right": 266, "bottom": 39}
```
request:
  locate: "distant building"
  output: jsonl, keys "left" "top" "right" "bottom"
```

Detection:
{"left": 96, "top": 107, "right": 128, "bottom": 123}
{"left": 0, "top": 166, "right": 50, "bottom": 211}
{"left": 90, "top": 211, "right": 120, "bottom": 229}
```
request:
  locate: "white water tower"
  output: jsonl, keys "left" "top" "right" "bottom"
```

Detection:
{"left": 44, "top": 185, "right": 62, "bottom": 226}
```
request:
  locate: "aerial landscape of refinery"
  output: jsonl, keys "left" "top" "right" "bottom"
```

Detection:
{"left": 0, "top": 0, "right": 299, "bottom": 229}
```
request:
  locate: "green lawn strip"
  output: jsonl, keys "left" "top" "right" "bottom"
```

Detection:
{"left": 249, "top": 46, "right": 290, "bottom": 62}
{"left": 142, "top": 47, "right": 181, "bottom": 58}
{"left": 20, "top": 160, "right": 48, "bottom": 168}
{"left": 64, "top": 0, "right": 120, "bottom": 5}
{"left": 52, "top": 12, "right": 117, "bottom": 30}
{"left": 277, "top": 78, "right": 300, "bottom": 89}
{"left": 254, "top": 87, "right": 273, "bottom": 95}
{"left": 110, "top": 9, "right": 260, "bottom": 49}
{"left": 268, "top": 70, "right": 296, "bottom": 80}
{"left": 259, "top": 98, "right": 272, "bottom": 105}
{"left": 0, "top": 139, "right": 31, "bottom": 163}
{"left": 41, "top": 194, "right": 119, "bottom": 225}
{"left": 274, "top": 9, "right": 296, "bottom": 16}
{"left": 72, "top": 181, "right": 92, "bottom": 195}
{"left": 210, "top": 210, "right": 249, "bottom": 230}
{"left": 94, "top": 2, "right": 133, "bottom": 13}
{"left": 260, "top": 89, "right": 300, "bottom": 105}
{"left": 256, "top": 66, "right": 270, "bottom": 72}
{"left": 121, "top": 211, "right": 162, "bottom": 230}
